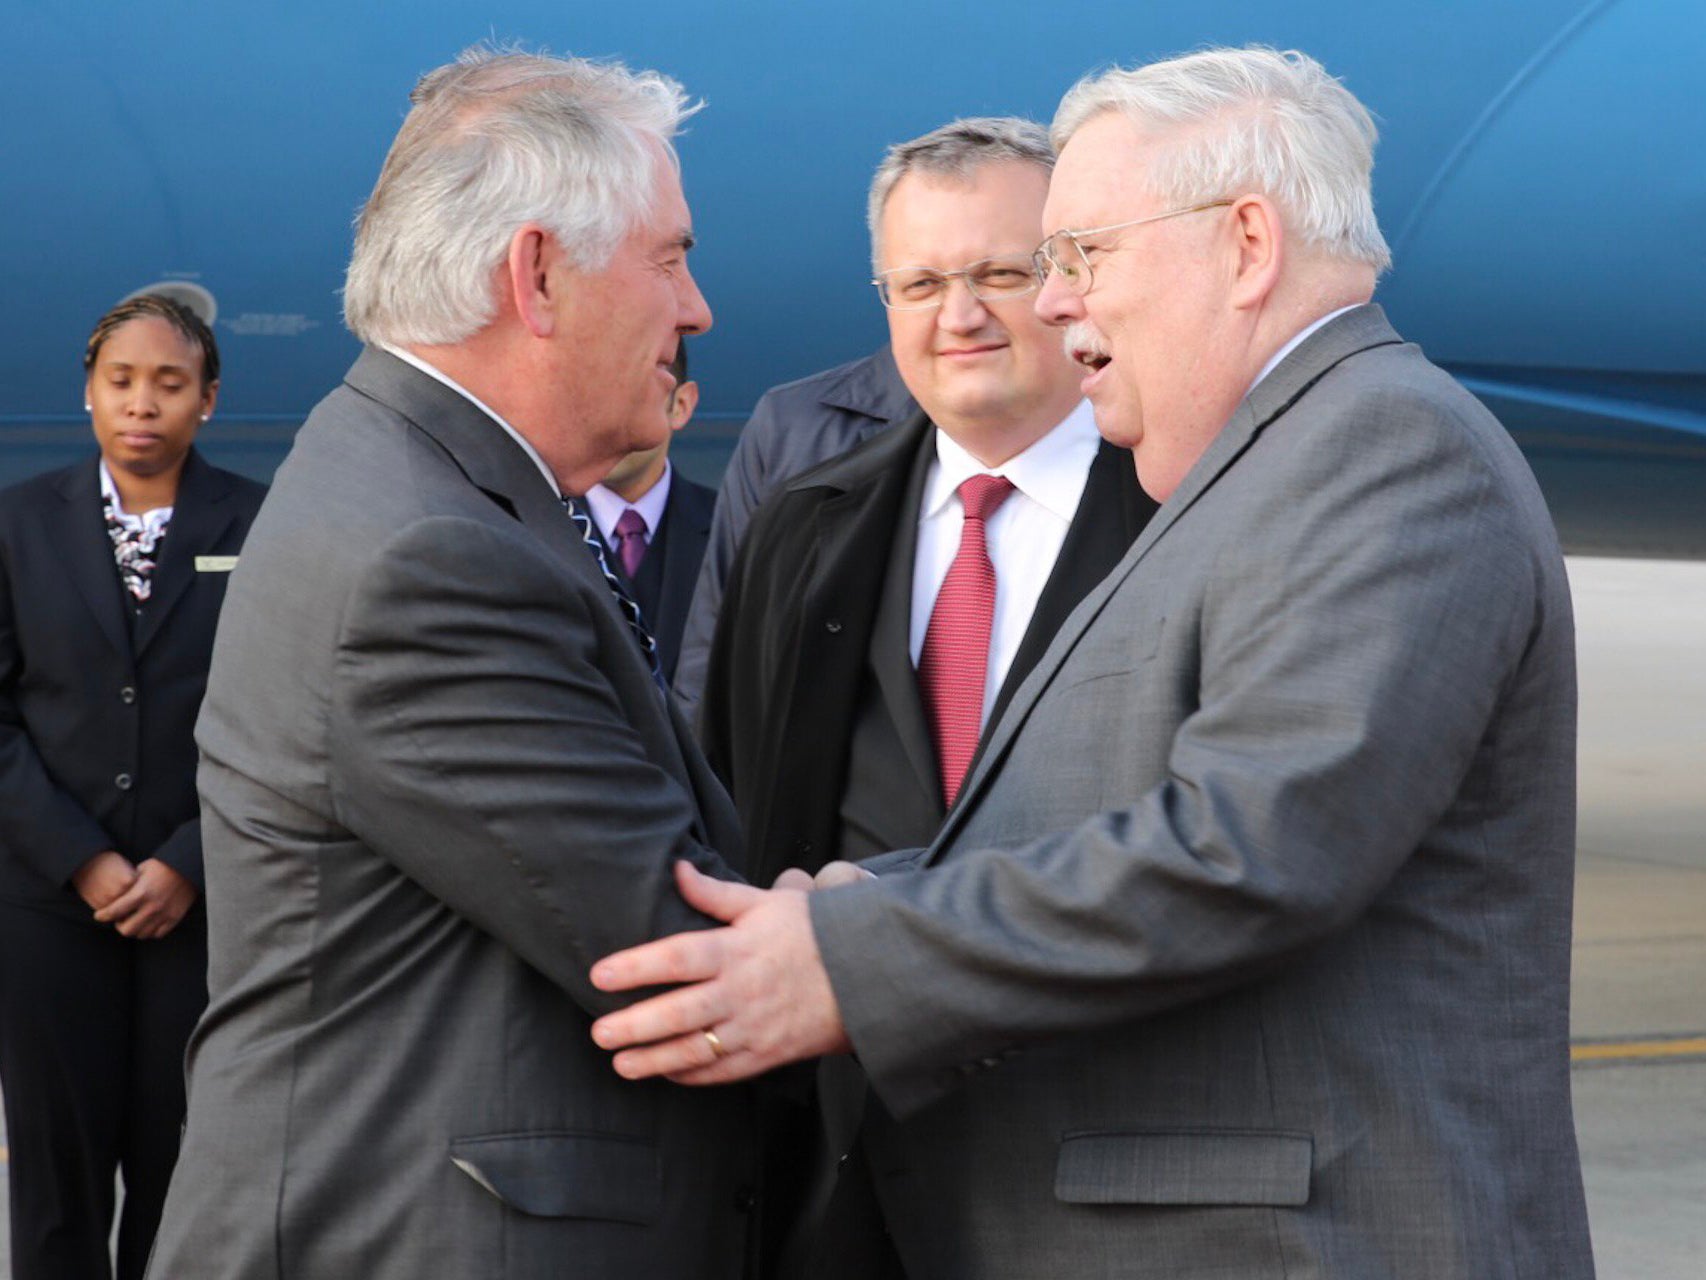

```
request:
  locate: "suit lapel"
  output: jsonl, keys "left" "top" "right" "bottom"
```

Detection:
{"left": 343, "top": 348, "right": 604, "bottom": 593}
{"left": 650, "top": 479, "right": 711, "bottom": 648}
{"left": 930, "top": 305, "right": 1407, "bottom": 857}
{"left": 55, "top": 456, "right": 130, "bottom": 659}
{"left": 985, "top": 438, "right": 1157, "bottom": 731}
{"left": 341, "top": 348, "right": 705, "bottom": 821}
{"left": 862, "top": 421, "right": 945, "bottom": 803}
{"left": 134, "top": 450, "right": 237, "bottom": 657}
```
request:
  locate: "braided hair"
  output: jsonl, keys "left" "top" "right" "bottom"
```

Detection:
{"left": 84, "top": 294, "right": 221, "bottom": 386}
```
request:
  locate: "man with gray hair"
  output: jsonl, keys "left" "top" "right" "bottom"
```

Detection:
{"left": 593, "top": 47, "right": 1594, "bottom": 1279}
{"left": 147, "top": 48, "right": 753, "bottom": 1279}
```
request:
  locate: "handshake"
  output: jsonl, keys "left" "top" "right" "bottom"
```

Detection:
{"left": 589, "top": 860, "right": 875, "bottom": 1084}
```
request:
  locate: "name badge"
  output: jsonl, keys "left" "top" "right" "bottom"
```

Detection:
{"left": 195, "top": 556, "right": 239, "bottom": 573}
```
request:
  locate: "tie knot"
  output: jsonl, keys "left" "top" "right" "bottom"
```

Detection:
{"left": 614, "top": 508, "right": 648, "bottom": 539}
{"left": 957, "top": 473, "right": 1014, "bottom": 523}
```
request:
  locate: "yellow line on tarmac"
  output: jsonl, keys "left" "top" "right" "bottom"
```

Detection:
{"left": 1572, "top": 1036, "right": 1706, "bottom": 1064}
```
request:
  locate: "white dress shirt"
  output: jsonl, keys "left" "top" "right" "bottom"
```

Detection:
{"left": 910, "top": 400, "right": 1101, "bottom": 725}
{"left": 584, "top": 462, "right": 673, "bottom": 553}
{"left": 378, "top": 343, "right": 561, "bottom": 497}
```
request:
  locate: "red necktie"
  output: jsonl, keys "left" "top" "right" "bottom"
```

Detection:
{"left": 613, "top": 507, "right": 649, "bottom": 579}
{"left": 917, "top": 474, "right": 1015, "bottom": 807}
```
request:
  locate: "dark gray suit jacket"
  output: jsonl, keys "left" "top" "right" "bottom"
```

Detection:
{"left": 811, "top": 308, "right": 1594, "bottom": 1279}
{"left": 674, "top": 346, "right": 915, "bottom": 711}
{"left": 148, "top": 350, "right": 756, "bottom": 1279}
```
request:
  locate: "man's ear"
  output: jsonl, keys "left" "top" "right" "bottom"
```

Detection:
{"left": 505, "top": 223, "right": 560, "bottom": 337}
{"left": 1228, "top": 195, "right": 1283, "bottom": 311}
{"left": 668, "top": 379, "right": 699, "bottom": 432}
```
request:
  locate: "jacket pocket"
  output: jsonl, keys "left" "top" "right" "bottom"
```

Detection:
{"left": 450, "top": 1131, "right": 660, "bottom": 1223}
{"left": 1055, "top": 1128, "right": 1312, "bottom": 1207}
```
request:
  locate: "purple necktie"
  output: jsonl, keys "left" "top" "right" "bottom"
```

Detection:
{"left": 613, "top": 508, "right": 649, "bottom": 579}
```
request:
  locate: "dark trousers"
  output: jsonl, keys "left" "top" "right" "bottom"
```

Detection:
{"left": 0, "top": 900, "right": 207, "bottom": 1280}
{"left": 773, "top": 1056, "right": 906, "bottom": 1280}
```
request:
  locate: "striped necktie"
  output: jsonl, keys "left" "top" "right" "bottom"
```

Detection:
{"left": 563, "top": 498, "right": 668, "bottom": 693}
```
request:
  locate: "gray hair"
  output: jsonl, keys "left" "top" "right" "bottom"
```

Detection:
{"left": 344, "top": 45, "right": 701, "bottom": 347}
{"left": 1053, "top": 47, "right": 1391, "bottom": 272}
{"left": 866, "top": 117, "right": 1054, "bottom": 271}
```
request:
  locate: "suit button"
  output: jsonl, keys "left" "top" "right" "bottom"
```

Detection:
{"left": 114, "top": 772, "right": 134, "bottom": 791}
{"left": 120, "top": 686, "right": 137, "bottom": 705}
{"left": 733, "top": 1185, "right": 757, "bottom": 1212}
{"left": 824, "top": 618, "right": 843, "bottom": 633}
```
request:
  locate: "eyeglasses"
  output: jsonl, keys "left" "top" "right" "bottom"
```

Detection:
{"left": 872, "top": 255, "right": 1041, "bottom": 311}
{"left": 1032, "top": 200, "right": 1232, "bottom": 297}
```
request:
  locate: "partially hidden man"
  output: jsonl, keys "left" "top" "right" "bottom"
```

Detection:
{"left": 577, "top": 339, "right": 714, "bottom": 684}
{"left": 149, "top": 49, "right": 755, "bottom": 1280}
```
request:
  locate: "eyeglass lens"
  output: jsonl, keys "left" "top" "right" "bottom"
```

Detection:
{"left": 879, "top": 256, "right": 1040, "bottom": 308}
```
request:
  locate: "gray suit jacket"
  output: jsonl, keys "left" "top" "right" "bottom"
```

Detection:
{"left": 674, "top": 346, "right": 916, "bottom": 712}
{"left": 811, "top": 307, "right": 1593, "bottom": 1279}
{"left": 148, "top": 350, "right": 756, "bottom": 1279}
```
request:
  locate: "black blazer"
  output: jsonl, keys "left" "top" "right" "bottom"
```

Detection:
{"left": 0, "top": 449, "right": 267, "bottom": 919}
{"left": 700, "top": 412, "right": 1157, "bottom": 888}
{"left": 623, "top": 473, "right": 715, "bottom": 684}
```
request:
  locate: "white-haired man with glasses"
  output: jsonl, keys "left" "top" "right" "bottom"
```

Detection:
{"left": 592, "top": 46, "right": 1592, "bottom": 1280}
{"left": 695, "top": 115, "right": 1156, "bottom": 1276}
{"left": 146, "top": 48, "right": 755, "bottom": 1280}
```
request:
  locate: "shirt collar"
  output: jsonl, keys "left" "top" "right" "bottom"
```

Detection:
{"left": 379, "top": 342, "right": 562, "bottom": 498}
{"left": 922, "top": 399, "right": 1100, "bottom": 524}
{"left": 99, "top": 460, "right": 173, "bottom": 533}
{"left": 1244, "top": 303, "right": 1362, "bottom": 401}
{"left": 585, "top": 460, "right": 673, "bottom": 543}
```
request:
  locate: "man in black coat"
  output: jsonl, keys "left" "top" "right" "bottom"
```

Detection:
{"left": 697, "top": 117, "right": 1156, "bottom": 1278}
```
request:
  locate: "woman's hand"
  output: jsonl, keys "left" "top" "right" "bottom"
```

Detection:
{"left": 94, "top": 858, "right": 198, "bottom": 939}
{"left": 71, "top": 850, "right": 138, "bottom": 912}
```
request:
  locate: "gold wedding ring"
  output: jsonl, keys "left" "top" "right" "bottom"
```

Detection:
{"left": 702, "top": 1028, "right": 730, "bottom": 1058}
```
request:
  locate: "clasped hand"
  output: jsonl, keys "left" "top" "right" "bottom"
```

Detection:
{"left": 589, "top": 860, "right": 871, "bottom": 1083}
{"left": 74, "top": 851, "right": 198, "bottom": 939}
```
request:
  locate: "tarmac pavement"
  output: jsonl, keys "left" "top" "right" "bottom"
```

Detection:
{"left": 3, "top": 555, "right": 1703, "bottom": 1276}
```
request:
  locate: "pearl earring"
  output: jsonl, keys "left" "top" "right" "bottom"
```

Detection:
{"left": 200, "top": 414, "right": 210, "bottom": 422}
{"left": 84, "top": 403, "right": 92, "bottom": 413}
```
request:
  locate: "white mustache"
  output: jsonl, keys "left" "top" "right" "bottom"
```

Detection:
{"left": 1062, "top": 321, "right": 1110, "bottom": 362}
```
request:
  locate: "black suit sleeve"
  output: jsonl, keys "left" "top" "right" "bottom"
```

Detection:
{"left": 0, "top": 540, "right": 113, "bottom": 886}
{"left": 151, "top": 817, "right": 203, "bottom": 890}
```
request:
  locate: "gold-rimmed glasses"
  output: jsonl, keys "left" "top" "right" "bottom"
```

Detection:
{"left": 1032, "top": 200, "right": 1232, "bottom": 296}
{"left": 872, "top": 255, "right": 1041, "bottom": 311}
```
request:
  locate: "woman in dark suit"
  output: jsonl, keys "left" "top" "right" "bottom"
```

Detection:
{"left": 0, "top": 295, "right": 266, "bottom": 1279}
